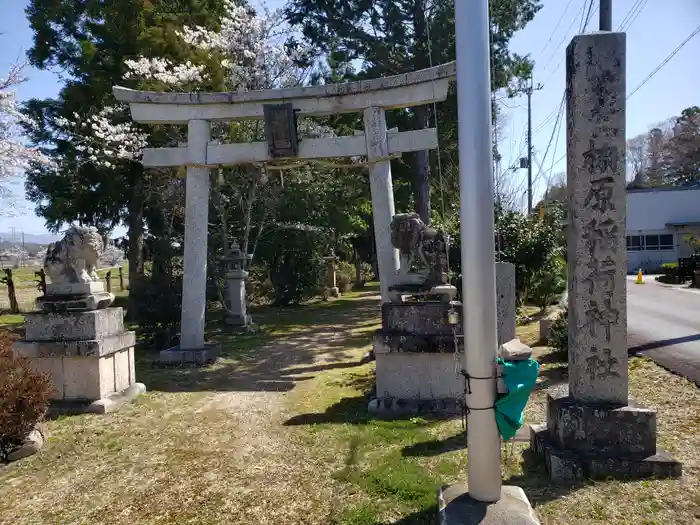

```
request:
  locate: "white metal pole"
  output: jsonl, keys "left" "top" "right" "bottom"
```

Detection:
{"left": 455, "top": 0, "right": 503, "bottom": 502}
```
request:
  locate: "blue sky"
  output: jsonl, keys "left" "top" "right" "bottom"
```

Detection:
{"left": 1, "top": 0, "right": 699, "bottom": 234}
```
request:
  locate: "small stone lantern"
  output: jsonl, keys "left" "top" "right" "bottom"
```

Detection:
{"left": 323, "top": 249, "right": 341, "bottom": 299}
{"left": 222, "top": 241, "right": 254, "bottom": 327}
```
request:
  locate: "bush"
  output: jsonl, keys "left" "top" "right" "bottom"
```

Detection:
{"left": 529, "top": 257, "right": 567, "bottom": 310}
{"left": 336, "top": 261, "right": 354, "bottom": 292}
{"left": 0, "top": 330, "right": 52, "bottom": 460}
{"left": 548, "top": 307, "right": 568, "bottom": 353}
{"left": 246, "top": 263, "right": 275, "bottom": 305}
{"left": 255, "top": 227, "right": 326, "bottom": 306}
{"left": 129, "top": 273, "right": 183, "bottom": 348}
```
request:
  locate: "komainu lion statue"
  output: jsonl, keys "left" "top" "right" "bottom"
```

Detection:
{"left": 44, "top": 226, "right": 104, "bottom": 285}
{"left": 390, "top": 212, "right": 449, "bottom": 288}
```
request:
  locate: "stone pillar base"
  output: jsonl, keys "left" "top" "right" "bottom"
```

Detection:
{"left": 437, "top": 484, "right": 540, "bottom": 525}
{"left": 160, "top": 343, "right": 221, "bottom": 364}
{"left": 368, "top": 396, "right": 461, "bottom": 416}
{"left": 530, "top": 385, "right": 682, "bottom": 481}
{"left": 14, "top": 307, "right": 144, "bottom": 413}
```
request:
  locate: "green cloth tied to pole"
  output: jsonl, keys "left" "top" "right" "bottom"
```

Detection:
{"left": 494, "top": 357, "right": 539, "bottom": 441}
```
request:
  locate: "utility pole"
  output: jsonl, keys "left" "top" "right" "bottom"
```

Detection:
{"left": 599, "top": 0, "right": 612, "bottom": 31}
{"left": 525, "top": 78, "right": 542, "bottom": 215}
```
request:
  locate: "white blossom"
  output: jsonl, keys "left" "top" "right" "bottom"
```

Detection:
{"left": 52, "top": 104, "right": 149, "bottom": 170}
{"left": 127, "top": 2, "right": 313, "bottom": 93}
{"left": 124, "top": 57, "right": 207, "bottom": 88}
{"left": 0, "top": 62, "right": 53, "bottom": 181}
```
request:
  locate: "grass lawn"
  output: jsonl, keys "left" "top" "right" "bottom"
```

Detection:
{"left": 1, "top": 288, "right": 699, "bottom": 525}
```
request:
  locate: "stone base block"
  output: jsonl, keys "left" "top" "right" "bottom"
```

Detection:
{"left": 375, "top": 351, "right": 462, "bottom": 400}
{"left": 19, "top": 345, "right": 137, "bottom": 402}
{"left": 86, "top": 382, "right": 147, "bottom": 414}
{"left": 374, "top": 331, "right": 460, "bottom": 354}
{"left": 14, "top": 331, "right": 135, "bottom": 358}
{"left": 160, "top": 343, "right": 221, "bottom": 364}
{"left": 368, "top": 396, "right": 460, "bottom": 416}
{"left": 46, "top": 281, "right": 105, "bottom": 296}
{"left": 25, "top": 307, "right": 124, "bottom": 341}
{"left": 38, "top": 292, "right": 115, "bottom": 312}
{"left": 437, "top": 484, "right": 540, "bottom": 525}
{"left": 382, "top": 302, "right": 456, "bottom": 335}
{"left": 225, "top": 313, "right": 252, "bottom": 326}
{"left": 546, "top": 385, "right": 657, "bottom": 456}
{"left": 530, "top": 424, "right": 682, "bottom": 482}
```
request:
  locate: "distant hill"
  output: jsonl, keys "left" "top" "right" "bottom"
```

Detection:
{"left": 0, "top": 232, "right": 60, "bottom": 245}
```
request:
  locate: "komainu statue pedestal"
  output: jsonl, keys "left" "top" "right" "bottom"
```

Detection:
{"left": 13, "top": 226, "right": 145, "bottom": 414}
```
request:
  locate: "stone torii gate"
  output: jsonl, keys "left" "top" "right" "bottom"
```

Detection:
{"left": 113, "top": 62, "right": 456, "bottom": 361}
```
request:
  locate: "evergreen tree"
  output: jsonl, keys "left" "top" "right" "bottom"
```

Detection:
{"left": 285, "top": 0, "right": 542, "bottom": 223}
{"left": 22, "top": 0, "right": 228, "bottom": 286}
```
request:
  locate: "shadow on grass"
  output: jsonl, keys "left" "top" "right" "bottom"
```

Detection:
{"left": 383, "top": 507, "right": 438, "bottom": 524}
{"left": 137, "top": 295, "right": 380, "bottom": 393}
{"left": 534, "top": 365, "right": 567, "bottom": 391}
{"left": 536, "top": 350, "right": 567, "bottom": 365}
{"left": 505, "top": 448, "right": 586, "bottom": 507}
{"left": 284, "top": 395, "right": 371, "bottom": 425}
{"left": 401, "top": 433, "right": 467, "bottom": 457}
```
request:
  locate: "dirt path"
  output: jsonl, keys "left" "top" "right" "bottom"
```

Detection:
{"left": 0, "top": 296, "right": 380, "bottom": 525}
{"left": 186, "top": 299, "right": 379, "bottom": 524}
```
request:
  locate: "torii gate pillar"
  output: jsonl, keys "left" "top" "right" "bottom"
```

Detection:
{"left": 364, "top": 107, "right": 400, "bottom": 302}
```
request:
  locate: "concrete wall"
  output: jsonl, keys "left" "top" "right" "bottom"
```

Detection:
{"left": 626, "top": 187, "right": 700, "bottom": 272}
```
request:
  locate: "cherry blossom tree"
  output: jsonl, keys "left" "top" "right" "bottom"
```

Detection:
{"left": 0, "top": 62, "right": 51, "bottom": 211}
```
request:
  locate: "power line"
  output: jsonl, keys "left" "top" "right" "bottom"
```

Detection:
{"left": 618, "top": 0, "right": 648, "bottom": 32}
{"left": 540, "top": 0, "right": 597, "bottom": 86}
{"left": 535, "top": 0, "right": 576, "bottom": 64}
{"left": 532, "top": 95, "right": 565, "bottom": 193}
{"left": 548, "top": 22, "right": 700, "bottom": 170}
{"left": 579, "top": 0, "right": 595, "bottom": 33}
{"left": 540, "top": 0, "right": 588, "bottom": 76}
{"left": 627, "top": 23, "right": 700, "bottom": 100}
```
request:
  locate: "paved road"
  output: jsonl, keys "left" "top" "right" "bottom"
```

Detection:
{"left": 627, "top": 277, "right": 700, "bottom": 386}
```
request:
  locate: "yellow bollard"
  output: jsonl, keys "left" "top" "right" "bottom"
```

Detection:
{"left": 635, "top": 268, "right": 644, "bottom": 284}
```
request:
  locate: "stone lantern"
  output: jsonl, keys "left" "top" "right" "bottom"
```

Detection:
{"left": 222, "top": 240, "right": 254, "bottom": 327}
{"left": 323, "top": 249, "right": 341, "bottom": 299}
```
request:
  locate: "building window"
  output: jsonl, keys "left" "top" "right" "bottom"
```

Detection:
{"left": 627, "top": 234, "right": 674, "bottom": 252}
{"left": 659, "top": 234, "right": 674, "bottom": 250}
{"left": 645, "top": 235, "right": 660, "bottom": 251}
{"left": 627, "top": 235, "right": 642, "bottom": 251}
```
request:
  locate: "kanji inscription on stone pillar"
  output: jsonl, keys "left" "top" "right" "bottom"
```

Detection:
{"left": 566, "top": 33, "right": 627, "bottom": 405}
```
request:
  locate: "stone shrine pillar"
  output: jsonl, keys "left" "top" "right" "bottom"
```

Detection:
{"left": 495, "top": 262, "right": 516, "bottom": 346}
{"left": 531, "top": 32, "right": 681, "bottom": 481}
{"left": 223, "top": 241, "right": 253, "bottom": 328}
{"left": 323, "top": 250, "right": 341, "bottom": 299}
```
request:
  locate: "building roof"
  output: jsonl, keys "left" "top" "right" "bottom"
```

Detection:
{"left": 627, "top": 184, "right": 700, "bottom": 194}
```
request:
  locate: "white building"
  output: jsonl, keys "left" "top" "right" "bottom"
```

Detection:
{"left": 626, "top": 186, "right": 700, "bottom": 272}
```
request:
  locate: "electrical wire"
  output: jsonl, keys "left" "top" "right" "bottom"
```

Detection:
{"left": 618, "top": 0, "right": 649, "bottom": 32}
{"left": 627, "top": 23, "right": 700, "bottom": 100}
{"left": 540, "top": 0, "right": 588, "bottom": 75}
{"left": 535, "top": 0, "right": 576, "bottom": 65}
{"left": 544, "top": 12, "right": 700, "bottom": 171}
